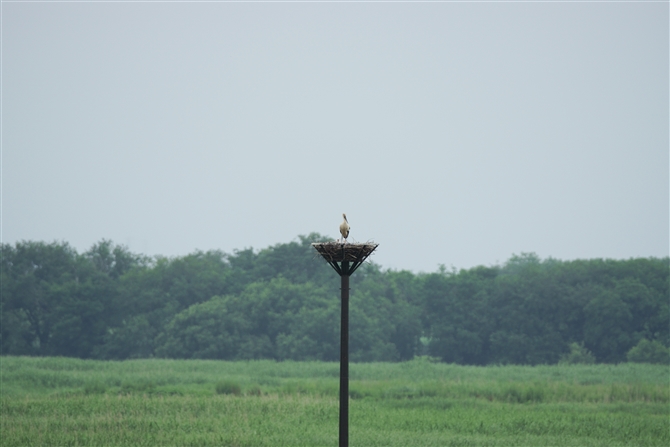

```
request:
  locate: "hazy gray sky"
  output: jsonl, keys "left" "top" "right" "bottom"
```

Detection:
{"left": 2, "top": 1, "right": 668, "bottom": 272}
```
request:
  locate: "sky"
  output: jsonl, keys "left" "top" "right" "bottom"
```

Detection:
{"left": 2, "top": 0, "right": 668, "bottom": 273}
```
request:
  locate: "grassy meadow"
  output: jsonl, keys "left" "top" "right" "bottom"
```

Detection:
{"left": 1, "top": 356, "right": 668, "bottom": 446}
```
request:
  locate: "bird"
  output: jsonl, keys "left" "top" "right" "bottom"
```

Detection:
{"left": 339, "top": 213, "right": 350, "bottom": 244}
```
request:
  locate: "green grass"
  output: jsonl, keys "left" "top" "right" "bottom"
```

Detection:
{"left": 1, "top": 356, "right": 668, "bottom": 446}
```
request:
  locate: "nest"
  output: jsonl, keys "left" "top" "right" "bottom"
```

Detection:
{"left": 311, "top": 242, "right": 378, "bottom": 263}
{"left": 311, "top": 241, "right": 379, "bottom": 276}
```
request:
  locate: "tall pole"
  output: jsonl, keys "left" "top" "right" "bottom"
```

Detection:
{"left": 311, "top": 242, "right": 378, "bottom": 447}
{"left": 339, "top": 262, "right": 349, "bottom": 447}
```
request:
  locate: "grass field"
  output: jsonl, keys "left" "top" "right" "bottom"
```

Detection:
{"left": 1, "top": 356, "right": 668, "bottom": 446}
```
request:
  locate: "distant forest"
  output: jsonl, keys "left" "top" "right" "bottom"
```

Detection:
{"left": 2, "top": 235, "right": 668, "bottom": 365}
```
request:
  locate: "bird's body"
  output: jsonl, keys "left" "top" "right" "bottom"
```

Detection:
{"left": 339, "top": 213, "right": 350, "bottom": 243}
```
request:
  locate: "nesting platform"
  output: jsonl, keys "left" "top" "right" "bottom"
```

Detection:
{"left": 312, "top": 242, "right": 379, "bottom": 276}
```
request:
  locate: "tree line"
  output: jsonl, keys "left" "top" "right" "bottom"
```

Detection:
{"left": 1, "top": 234, "right": 668, "bottom": 364}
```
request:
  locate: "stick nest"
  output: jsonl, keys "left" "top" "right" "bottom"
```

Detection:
{"left": 311, "top": 242, "right": 379, "bottom": 263}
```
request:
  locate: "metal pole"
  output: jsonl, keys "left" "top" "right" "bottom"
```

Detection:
{"left": 339, "top": 263, "right": 349, "bottom": 447}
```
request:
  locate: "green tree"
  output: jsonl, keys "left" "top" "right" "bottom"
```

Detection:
{"left": 626, "top": 339, "right": 670, "bottom": 364}
{"left": 84, "top": 239, "right": 148, "bottom": 279}
{"left": 155, "top": 277, "right": 336, "bottom": 360}
{"left": 1, "top": 241, "right": 80, "bottom": 355}
{"left": 101, "top": 250, "right": 233, "bottom": 358}
{"left": 488, "top": 255, "right": 570, "bottom": 365}
{"left": 559, "top": 342, "right": 596, "bottom": 364}
{"left": 94, "top": 315, "right": 157, "bottom": 359}
{"left": 349, "top": 264, "right": 423, "bottom": 361}
{"left": 155, "top": 296, "right": 249, "bottom": 359}
{"left": 423, "top": 266, "right": 495, "bottom": 365}
{"left": 0, "top": 240, "right": 138, "bottom": 357}
{"left": 3, "top": 236, "right": 667, "bottom": 365}
{"left": 583, "top": 287, "right": 634, "bottom": 363}
{"left": 251, "top": 233, "right": 333, "bottom": 285}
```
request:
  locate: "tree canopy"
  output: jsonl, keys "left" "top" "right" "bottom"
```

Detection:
{"left": 2, "top": 235, "right": 668, "bottom": 364}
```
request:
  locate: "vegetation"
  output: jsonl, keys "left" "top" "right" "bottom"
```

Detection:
{"left": 1, "top": 236, "right": 668, "bottom": 365}
{"left": 558, "top": 342, "right": 596, "bottom": 365}
{"left": 627, "top": 338, "right": 670, "bottom": 364}
{"left": 1, "top": 356, "right": 668, "bottom": 446}
{"left": 215, "top": 380, "right": 242, "bottom": 396}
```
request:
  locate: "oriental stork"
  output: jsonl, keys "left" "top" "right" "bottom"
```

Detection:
{"left": 339, "top": 213, "right": 350, "bottom": 244}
